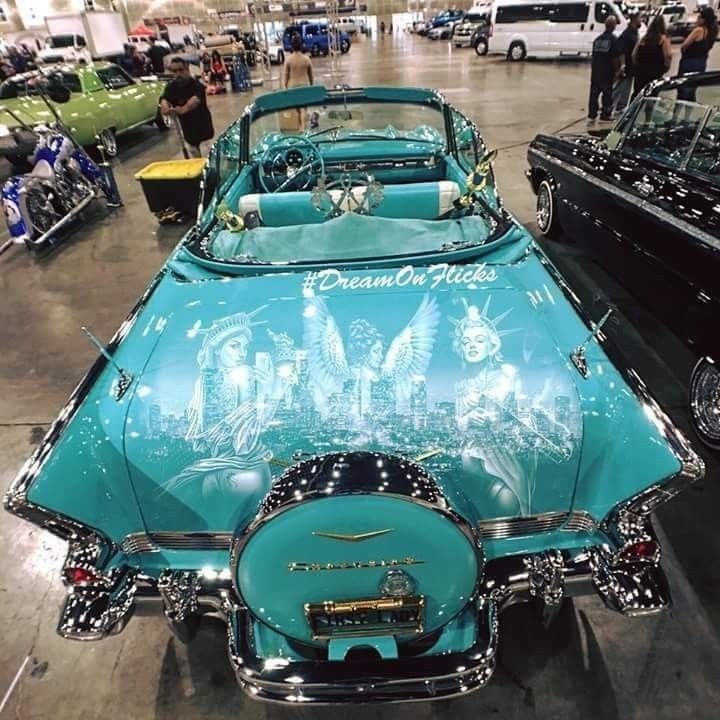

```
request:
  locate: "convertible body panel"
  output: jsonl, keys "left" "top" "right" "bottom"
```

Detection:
{"left": 4, "top": 84, "right": 703, "bottom": 703}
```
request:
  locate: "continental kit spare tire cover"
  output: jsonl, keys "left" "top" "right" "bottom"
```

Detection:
{"left": 232, "top": 452, "right": 482, "bottom": 646}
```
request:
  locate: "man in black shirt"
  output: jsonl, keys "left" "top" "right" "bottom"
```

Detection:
{"left": 147, "top": 37, "right": 170, "bottom": 75}
{"left": 160, "top": 57, "right": 214, "bottom": 157}
{"left": 613, "top": 12, "right": 642, "bottom": 114}
{"left": 589, "top": 16, "right": 621, "bottom": 121}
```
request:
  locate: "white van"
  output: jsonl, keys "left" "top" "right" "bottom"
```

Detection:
{"left": 488, "top": 0, "right": 629, "bottom": 60}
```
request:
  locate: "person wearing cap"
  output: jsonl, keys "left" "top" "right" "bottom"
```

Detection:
{"left": 588, "top": 16, "right": 621, "bottom": 121}
{"left": 613, "top": 12, "right": 642, "bottom": 114}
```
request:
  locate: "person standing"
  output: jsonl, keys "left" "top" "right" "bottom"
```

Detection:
{"left": 613, "top": 12, "right": 642, "bottom": 114}
{"left": 147, "top": 37, "right": 169, "bottom": 75}
{"left": 283, "top": 33, "right": 313, "bottom": 88}
{"left": 632, "top": 14, "right": 671, "bottom": 98}
{"left": 589, "top": 16, "right": 620, "bottom": 121}
{"left": 677, "top": 7, "right": 718, "bottom": 101}
{"left": 160, "top": 57, "right": 214, "bottom": 158}
{"left": 283, "top": 33, "right": 314, "bottom": 131}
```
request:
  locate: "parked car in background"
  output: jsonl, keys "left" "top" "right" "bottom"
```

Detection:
{"left": 4, "top": 83, "right": 703, "bottom": 704}
{"left": 333, "top": 17, "right": 363, "bottom": 35}
{"left": 0, "top": 62, "right": 167, "bottom": 160}
{"left": 428, "top": 23, "right": 457, "bottom": 39}
{"left": 472, "top": 22, "right": 493, "bottom": 54}
{"left": 36, "top": 34, "right": 92, "bottom": 65}
{"left": 527, "top": 71, "right": 720, "bottom": 450}
{"left": 282, "top": 23, "right": 351, "bottom": 55}
{"left": 489, "top": 0, "right": 629, "bottom": 60}
{"left": 261, "top": 34, "right": 286, "bottom": 65}
{"left": 454, "top": 6, "right": 492, "bottom": 47}
{"left": 429, "top": 9, "right": 466, "bottom": 28}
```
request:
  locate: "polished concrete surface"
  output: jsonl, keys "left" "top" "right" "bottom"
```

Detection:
{"left": 1, "top": 35, "right": 719, "bottom": 719}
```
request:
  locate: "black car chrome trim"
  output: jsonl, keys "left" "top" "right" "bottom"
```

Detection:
{"left": 3, "top": 270, "right": 166, "bottom": 541}
{"left": 528, "top": 148, "right": 720, "bottom": 253}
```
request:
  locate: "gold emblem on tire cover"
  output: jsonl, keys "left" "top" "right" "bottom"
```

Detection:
{"left": 312, "top": 528, "right": 394, "bottom": 542}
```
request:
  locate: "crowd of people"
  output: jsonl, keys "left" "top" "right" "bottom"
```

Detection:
{"left": 589, "top": 6, "right": 719, "bottom": 121}
{"left": 0, "top": 44, "right": 37, "bottom": 81}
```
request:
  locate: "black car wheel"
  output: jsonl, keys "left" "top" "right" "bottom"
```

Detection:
{"left": 536, "top": 179, "right": 562, "bottom": 239}
{"left": 690, "top": 357, "right": 720, "bottom": 450}
{"left": 508, "top": 41, "right": 527, "bottom": 61}
{"left": 277, "top": 50, "right": 285, "bottom": 64}
{"left": 340, "top": 39, "right": 350, "bottom": 53}
{"left": 311, "top": 43, "right": 320, "bottom": 57}
{"left": 475, "top": 37, "right": 489, "bottom": 56}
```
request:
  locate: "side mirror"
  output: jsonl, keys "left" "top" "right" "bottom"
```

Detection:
{"left": 47, "top": 85, "right": 71, "bottom": 104}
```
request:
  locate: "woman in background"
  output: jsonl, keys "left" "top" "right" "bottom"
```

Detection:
{"left": 677, "top": 7, "right": 718, "bottom": 101}
{"left": 632, "top": 14, "right": 672, "bottom": 98}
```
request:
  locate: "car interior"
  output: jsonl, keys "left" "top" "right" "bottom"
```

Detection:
{"left": 198, "top": 100, "right": 503, "bottom": 264}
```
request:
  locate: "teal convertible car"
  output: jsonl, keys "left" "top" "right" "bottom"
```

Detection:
{"left": 5, "top": 86, "right": 703, "bottom": 703}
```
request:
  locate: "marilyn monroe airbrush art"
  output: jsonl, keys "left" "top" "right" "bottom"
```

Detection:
{"left": 452, "top": 297, "right": 574, "bottom": 517}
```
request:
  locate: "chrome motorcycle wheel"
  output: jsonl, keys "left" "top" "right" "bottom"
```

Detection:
{"left": 22, "top": 182, "right": 58, "bottom": 247}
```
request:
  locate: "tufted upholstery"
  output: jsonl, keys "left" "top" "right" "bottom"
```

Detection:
{"left": 237, "top": 181, "right": 462, "bottom": 227}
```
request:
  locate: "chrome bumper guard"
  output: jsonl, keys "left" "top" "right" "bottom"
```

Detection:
{"left": 227, "top": 600, "right": 498, "bottom": 703}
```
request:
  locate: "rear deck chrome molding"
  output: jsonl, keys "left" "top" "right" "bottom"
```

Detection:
{"left": 477, "top": 510, "right": 597, "bottom": 539}
{"left": 121, "top": 531, "right": 234, "bottom": 554}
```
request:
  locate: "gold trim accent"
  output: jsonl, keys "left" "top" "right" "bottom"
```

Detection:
{"left": 312, "top": 528, "right": 394, "bottom": 542}
{"left": 414, "top": 448, "right": 444, "bottom": 462}
{"left": 305, "top": 595, "right": 425, "bottom": 639}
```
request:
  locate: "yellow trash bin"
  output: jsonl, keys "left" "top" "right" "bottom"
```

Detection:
{"left": 134, "top": 158, "right": 207, "bottom": 217}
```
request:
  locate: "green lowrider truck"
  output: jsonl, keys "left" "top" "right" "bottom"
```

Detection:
{"left": 0, "top": 62, "right": 167, "bottom": 163}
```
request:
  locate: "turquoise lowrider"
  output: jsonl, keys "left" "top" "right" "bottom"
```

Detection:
{"left": 4, "top": 86, "right": 703, "bottom": 703}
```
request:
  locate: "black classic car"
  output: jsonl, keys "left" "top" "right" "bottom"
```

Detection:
{"left": 527, "top": 71, "right": 720, "bottom": 451}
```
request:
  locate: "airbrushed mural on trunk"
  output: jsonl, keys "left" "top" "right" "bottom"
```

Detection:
{"left": 136, "top": 277, "right": 582, "bottom": 531}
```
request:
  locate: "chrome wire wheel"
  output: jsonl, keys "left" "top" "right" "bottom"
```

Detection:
{"left": 537, "top": 184, "right": 551, "bottom": 231}
{"left": 99, "top": 128, "right": 117, "bottom": 157}
{"left": 536, "top": 179, "right": 560, "bottom": 238}
{"left": 690, "top": 358, "right": 720, "bottom": 449}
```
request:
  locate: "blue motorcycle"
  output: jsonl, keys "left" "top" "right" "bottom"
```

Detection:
{"left": 1, "top": 84, "right": 121, "bottom": 253}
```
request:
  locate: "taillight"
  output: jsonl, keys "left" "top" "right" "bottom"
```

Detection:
{"left": 64, "top": 566, "right": 103, "bottom": 585}
{"left": 489, "top": 23, "right": 494, "bottom": 37}
{"left": 615, "top": 540, "right": 659, "bottom": 565}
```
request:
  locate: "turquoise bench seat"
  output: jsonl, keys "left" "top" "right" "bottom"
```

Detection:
{"left": 237, "top": 181, "right": 462, "bottom": 227}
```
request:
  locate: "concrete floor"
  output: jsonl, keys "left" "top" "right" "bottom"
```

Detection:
{"left": 1, "top": 34, "right": 719, "bottom": 719}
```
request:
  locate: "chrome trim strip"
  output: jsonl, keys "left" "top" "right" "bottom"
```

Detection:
{"left": 528, "top": 147, "right": 720, "bottom": 253}
{"left": 477, "top": 510, "right": 597, "bottom": 539}
{"left": 3, "top": 270, "right": 166, "bottom": 540}
{"left": 121, "top": 531, "right": 233, "bottom": 554}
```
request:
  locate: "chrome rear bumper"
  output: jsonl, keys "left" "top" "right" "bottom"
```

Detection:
{"left": 227, "top": 600, "right": 498, "bottom": 703}
{"left": 54, "top": 542, "right": 671, "bottom": 701}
